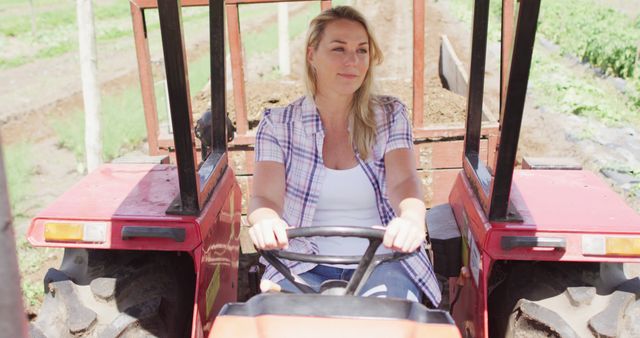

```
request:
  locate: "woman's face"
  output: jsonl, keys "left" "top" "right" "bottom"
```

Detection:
{"left": 308, "top": 19, "right": 370, "bottom": 97}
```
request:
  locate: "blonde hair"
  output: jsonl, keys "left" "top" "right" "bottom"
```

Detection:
{"left": 304, "top": 6, "right": 383, "bottom": 160}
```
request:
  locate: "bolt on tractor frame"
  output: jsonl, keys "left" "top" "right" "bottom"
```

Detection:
{"left": 429, "top": 0, "right": 640, "bottom": 337}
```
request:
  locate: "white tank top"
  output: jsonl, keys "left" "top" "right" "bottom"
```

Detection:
{"left": 312, "top": 165, "right": 392, "bottom": 268}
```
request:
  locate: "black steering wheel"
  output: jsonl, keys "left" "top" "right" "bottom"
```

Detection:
{"left": 259, "top": 226, "right": 411, "bottom": 296}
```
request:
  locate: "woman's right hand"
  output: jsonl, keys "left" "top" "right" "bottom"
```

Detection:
{"left": 248, "top": 217, "right": 289, "bottom": 250}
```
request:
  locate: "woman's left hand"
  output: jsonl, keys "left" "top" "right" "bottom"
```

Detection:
{"left": 382, "top": 216, "right": 426, "bottom": 253}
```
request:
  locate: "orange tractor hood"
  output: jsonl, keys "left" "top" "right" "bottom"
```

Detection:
{"left": 207, "top": 294, "right": 461, "bottom": 338}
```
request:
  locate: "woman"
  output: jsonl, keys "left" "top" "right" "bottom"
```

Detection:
{"left": 248, "top": 6, "right": 440, "bottom": 307}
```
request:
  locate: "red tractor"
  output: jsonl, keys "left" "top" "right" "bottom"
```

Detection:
{"left": 437, "top": 1, "right": 640, "bottom": 337}
{"left": 25, "top": 0, "right": 640, "bottom": 337}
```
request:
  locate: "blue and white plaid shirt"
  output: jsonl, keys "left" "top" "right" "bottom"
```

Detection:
{"left": 255, "top": 95, "right": 441, "bottom": 306}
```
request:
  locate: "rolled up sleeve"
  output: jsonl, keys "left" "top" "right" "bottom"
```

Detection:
{"left": 255, "top": 110, "right": 284, "bottom": 163}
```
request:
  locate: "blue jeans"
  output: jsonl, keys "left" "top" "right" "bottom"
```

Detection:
{"left": 276, "top": 261, "right": 421, "bottom": 302}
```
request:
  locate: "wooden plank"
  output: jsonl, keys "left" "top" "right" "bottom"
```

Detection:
{"left": 439, "top": 35, "right": 498, "bottom": 124}
{"left": 413, "top": 122, "right": 498, "bottom": 141}
{"left": 440, "top": 34, "right": 468, "bottom": 103}
{"left": 228, "top": 0, "right": 324, "bottom": 4}
{"left": 228, "top": 132, "right": 257, "bottom": 146}
{"left": 236, "top": 175, "right": 253, "bottom": 215}
{"left": 229, "top": 149, "right": 255, "bottom": 175}
{"left": 412, "top": 0, "right": 425, "bottom": 128}
{"left": 320, "top": 0, "right": 331, "bottom": 10}
{"left": 414, "top": 139, "right": 488, "bottom": 170}
{"left": 418, "top": 169, "right": 461, "bottom": 208}
{"left": 501, "top": 0, "right": 515, "bottom": 103}
{"left": 487, "top": 134, "right": 498, "bottom": 172}
{"left": 131, "top": 0, "right": 208, "bottom": 10}
{"left": 132, "top": 0, "right": 321, "bottom": 9}
{"left": 521, "top": 157, "right": 582, "bottom": 170}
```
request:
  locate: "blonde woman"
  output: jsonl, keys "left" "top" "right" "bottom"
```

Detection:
{"left": 248, "top": 6, "right": 440, "bottom": 307}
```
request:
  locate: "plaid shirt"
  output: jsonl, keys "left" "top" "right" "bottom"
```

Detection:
{"left": 255, "top": 95, "right": 441, "bottom": 306}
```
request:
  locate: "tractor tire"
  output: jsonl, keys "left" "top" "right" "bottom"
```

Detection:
{"left": 30, "top": 249, "right": 195, "bottom": 338}
{"left": 490, "top": 262, "right": 640, "bottom": 338}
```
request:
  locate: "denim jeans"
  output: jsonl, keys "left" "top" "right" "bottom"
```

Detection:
{"left": 276, "top": 261, "right": 421, "bottom": 302}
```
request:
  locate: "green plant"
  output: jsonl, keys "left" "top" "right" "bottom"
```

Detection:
{"left": 16, "top": 237, "right": 60, "bottom": 309}
{"left": 2, "top": 143, "right": 35, "bottom": 216}
{"left": 538, "top": 1, "right": 640, "bottom": 79}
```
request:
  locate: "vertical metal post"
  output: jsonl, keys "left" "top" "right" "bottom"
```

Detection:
{"left": 226, "top": 4, "right": 249, "bottom": 136}
{"left": 320, "top": 0, "right": 332, "bottom": 11}
{"left": 0, "top": 137, "right": 29, "bottom": 338}
{"left": 412, "top": 0, "right": 425, "bottom": 128}
{"left": 158, "top": 0, "right": 200, "bottom": 214}
{"left": 500, "top": 0, "right": 515, "bottom": 118}
{"left": 131, "top": 2, "right": 160, "bottom": 155}
{"left": 489, "top": 0, "right": 540, "bottom": 220}
{"left": 463, "top": 0, "right": 489, "bottom": 157}
{"left": 210, "top": 0, "right": 227, "bottom": 152}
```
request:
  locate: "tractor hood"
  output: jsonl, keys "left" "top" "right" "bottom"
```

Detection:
{"left": 32, "top": 163, "right": 188, "bottom": 221}
{"left": 208, "top": 294, "right": 461, "bottom": 338}
{"left": 503, "top": 169, "right": 640, "bottom": 233}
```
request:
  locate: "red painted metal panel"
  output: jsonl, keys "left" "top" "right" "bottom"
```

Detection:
{"left": 498, "top": 170, "right": 640, "bottom": 233}
{"left": 447, "top": 172, "right": 491, "bottom": 338}
{"left": 195, "top": 173, "right": 242, "bottom": 337}
{"left": 26, "top": 164, "right": 200, "bottom": 250}
{"left": 31, "top": 164, "right": 182, "bottom": 220}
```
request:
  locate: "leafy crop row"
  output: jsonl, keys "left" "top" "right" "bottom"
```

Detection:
{"left": 537, "top": 0, "right": 640, "bottom": 109}
{"left": 537, "top": 0, "right": 640, "bottom": 80}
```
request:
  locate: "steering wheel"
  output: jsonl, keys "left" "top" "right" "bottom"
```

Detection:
{"left": 259, "top": 226, "right": 411, "bottom": 296}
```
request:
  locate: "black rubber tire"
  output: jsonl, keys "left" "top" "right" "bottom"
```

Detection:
{"left": 489, "top": 262, "right": 640, "bottom": 338}
{"left": 30, "top": 249, "right": 195, "bottom": 338}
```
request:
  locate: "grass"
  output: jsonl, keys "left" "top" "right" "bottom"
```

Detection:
{"left": 52, "top": 82, "right": 148, "bottom": 162}
{"left": 243, "top": 4, "right": 319, "bottom": 57}
{"left": 2, "top": 143, "right": 35, "bottom": 218}
{"left": 529, "top": 47, "right": 637, "bottom": 125}
{"left": 0, "top": 2, "right": 210, "bottom": 69}
{"left": 16, "top": 236, "right": 60, "bottom": 310}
